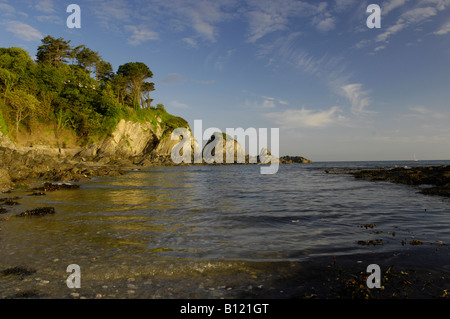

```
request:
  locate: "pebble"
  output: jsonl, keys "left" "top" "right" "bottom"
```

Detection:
{"left": 127, "top": 290, "right": 135, "bottom": 294}
{"left": 70, "top": 293, "right": 80, "bottom": 298}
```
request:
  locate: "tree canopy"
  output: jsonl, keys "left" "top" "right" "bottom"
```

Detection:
{"left": 0, "top": 35, "right": 179, "bottom": 146}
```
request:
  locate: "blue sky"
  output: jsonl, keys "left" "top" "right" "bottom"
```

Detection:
{"left": 1, "top": 0, "right": 450, "bottom": 161}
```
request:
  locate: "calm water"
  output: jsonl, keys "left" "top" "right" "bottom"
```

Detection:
{"left": 0, "top": 161, "right": 449, "bottom": 298}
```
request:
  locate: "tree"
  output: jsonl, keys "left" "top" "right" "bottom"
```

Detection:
{"left": 37, "top": 36, "right": 72, "bottom": 67}
{"left": 117, "top": 62, "right": 153, "bottom": 109}
{"left": 76, "top": 47, "right": 100, "bottom": 76}
{"left": 68, "top": 45, "right": 85, "bottom": 65}
{"left": 0, "top": 68, "right": 17, "bottom": 94}
{"left": 141, "top": 81, "right": 155, "bottom": 108}
{"left": 96, "top": 60, "right": 113, "bottom": 83}
{"left": 156, "top": 103, "right": 166, "bottom": 112}
{"left": 5, "top": 90, "right": 40, "bottom": 137}
{"left": 0, "top": 47, "right": 37, "bottom": 94}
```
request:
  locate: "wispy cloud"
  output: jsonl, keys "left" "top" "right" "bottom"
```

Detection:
{"left": 244, "top": 93, "right": 288, "bottom": 109}
{"left": 372, "top": 1, "right": 450, "bottom": 48}
{"left": 182, "top": 37, "right": 198, "bottom": 48}
{"left": 382, "top": 0, "right": 408, "bottom": 15}
{"left": 340, "top": 83, "right": 374, "bottom": 116}
{"left": 265, "top": 106, "right": 345, "bottom": 129}
{"left": 125, "top": 25, "right": 159, "bottom": 46}
{"left": 0, "top": 3, "right": 15, "bottom": 15}
{"left": 34, "top": 0, "right": 55, "bottom": 14}
{"left": 434, "top": 20, "right": 450, "bottom": 35}
{"left": 2, "top": 20, "right": 42, "bottom": 41}
{"left": 244, "top": 0, "right": 322, "bottom": 43}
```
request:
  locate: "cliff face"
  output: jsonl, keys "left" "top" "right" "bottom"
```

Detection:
{"left": 75, "top": 118, "right": 191, "bottom": 162}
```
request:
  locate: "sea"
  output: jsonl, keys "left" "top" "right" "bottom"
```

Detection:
{"left": 0, "top": 160, "right": 449, "bottom": 298}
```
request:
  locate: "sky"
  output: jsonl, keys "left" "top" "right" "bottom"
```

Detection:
{"left": 0, "top": 0, "right": 449, "bottom": 161}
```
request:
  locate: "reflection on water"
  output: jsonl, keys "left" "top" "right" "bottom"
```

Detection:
{"left": 0, "top": 162, "right": 450, "bottom": 298}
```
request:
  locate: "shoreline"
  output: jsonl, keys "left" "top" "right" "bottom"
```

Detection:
{"left": 331, "top": 165, "right": 450, "bottom": 197}
{"left": 0, "top": 145, "right": 311, "bottom": 192}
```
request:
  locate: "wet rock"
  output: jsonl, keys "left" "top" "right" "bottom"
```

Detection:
{"left": 35, "top": 183, "right": 80, "bottom": 192}
{"left": 0, "top": 197, "right": 20, "bottom": 206}
{"left": 1, "top": 266, "right": 37, "bottom": 276}
{"left": 16, "top": 207, "right": 55, "bottom": 217}
{"left": 357, "top": 239, "right": 383, "bottom": 246}
{"left": 349, "top": 166, "right": 450, "bottom": 197}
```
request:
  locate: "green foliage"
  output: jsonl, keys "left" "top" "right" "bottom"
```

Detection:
{"left": 0, "top": 36, "right": 188, "bottom": 146}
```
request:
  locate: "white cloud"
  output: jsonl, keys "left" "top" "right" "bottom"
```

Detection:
{"left": 0, "top": 3, "right": 15, "bottom": 14}
{"left": 245, "top": 94, "right": 288, "bottom": 109}
{"left": 376, "top": 6, "right": 439, "bottom": 43}
{"left": 246, "top": 10, "right": 289, "bottom": 43}
{"left": 382, "top": 0, "right": 408, "bottom": 15}
{"left": 314, "top": 16, "right": 336, "bottom": 32}
{"left": 3, "top": 20, "right": 42, "bottom": 41}
{"left": 406, "top": 106, "right": 450, "bottom": 119}
{"left": 376, "top": 23, "right": 406, "bottom": 42}
{"left": 151, "top": 0, "right": 235, "bottom": 43}
{"left": 182, "top": 37, "right": 198, "bottom": 48}
{"left": 340, "top": 84, "right": 374, "bottom": 115}
{"left": 91, "top": 0, "right": 133, "bottom": 30}
{"left": 265, "top": 106, "right": 345, "bottom": 129}
{"left": 125, "top": 25, "right": 159, "bottom": 45}
{"left": 34, "top": 0, "right": 55, "bottom": 14}
{"left": 434, "top": 21, "right": 450, "bottom": 35}
{"left": 244, "top": 0, "right": 320, "bottom": 43}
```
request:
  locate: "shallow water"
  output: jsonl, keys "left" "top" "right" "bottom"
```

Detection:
{"left": 0, "top": 161, "right": 449, "bottom": 298}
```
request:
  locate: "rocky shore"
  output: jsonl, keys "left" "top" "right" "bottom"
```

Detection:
{"left": 345, "top": 165, "right": 450, "bottom": 197}
{"left": 0, "top": 118, "right": 312, "bottom": 192}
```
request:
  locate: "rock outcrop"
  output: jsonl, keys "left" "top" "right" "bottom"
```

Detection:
{"left": 74, "top": 118, "right": 194, "bottom": 163}
{"left": 202, "top": 132, "right": 246, "bottom": 164}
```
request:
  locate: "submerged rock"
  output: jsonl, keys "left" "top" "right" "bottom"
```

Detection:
{"left": 17, "top": 207, "right": 55, "bottom": 217}
{"left": 1, "top": 266, "right": 36, "bottom": 276}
